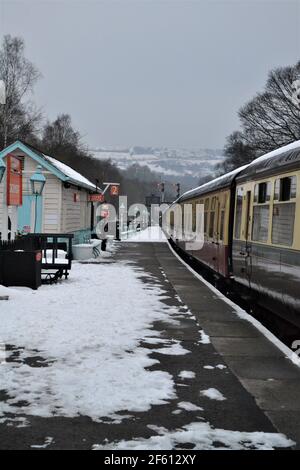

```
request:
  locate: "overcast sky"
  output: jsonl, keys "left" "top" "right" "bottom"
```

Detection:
{"left": 0, "top": 0, "right": 299, "bottom": 149}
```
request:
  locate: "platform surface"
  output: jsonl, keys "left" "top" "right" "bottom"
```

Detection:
{"left": 1, "top": 240, "right": 300, "bottom": 450}
{"left": 118, "top": 242, "right": 300, "bottom": 449}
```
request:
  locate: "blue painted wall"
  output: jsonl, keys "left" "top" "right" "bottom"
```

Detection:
{"left": 18, "top": 195, "right": 43, "bottom": 234}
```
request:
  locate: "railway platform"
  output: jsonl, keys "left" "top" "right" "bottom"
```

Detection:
{"left": 116, "top": 241, "right": 300, "bottom": 449}
{"left": 1, "top": 238, "right": 300, "bottom": 450}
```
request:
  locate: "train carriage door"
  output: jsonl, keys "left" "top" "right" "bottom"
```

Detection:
{"left": 214, "top": 197, "right": 220, "bottom": 273}
{"left": 244, "top": 190, "right": 252, "bottom": 284}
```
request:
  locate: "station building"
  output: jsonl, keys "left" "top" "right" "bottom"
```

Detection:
{"left": 0, "top": 141, "right": 100, "bottom": 243}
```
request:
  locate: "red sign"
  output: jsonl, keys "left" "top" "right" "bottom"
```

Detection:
{"left": 6, "top": 154, "right": 22, "bottom": 206}
{"left": 36, "top": 252, "right": 42, "bottom": 263}
{"left": 110, "top": 185, "right": 119, "bottom": 196}
{"left": 74, "top": 193, "right": 80, "bottom": 203}
{"left": 89, "top": 193, "right": 104, "bottom": 203}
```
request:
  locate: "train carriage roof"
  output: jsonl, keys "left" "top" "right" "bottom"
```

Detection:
{"left": 178, "top": 164, "right": 249, "bottom": 202}
{"left": 236, "top": 140, "right": 300, "bottom": 183}
{"left": 177, "top": 140, "right": 300, "bottom": 204}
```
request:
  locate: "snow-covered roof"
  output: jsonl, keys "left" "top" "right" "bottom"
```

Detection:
{"left": 43, "top": 154, "right": 96, "bottom": 190}
{"left": 178, "top": 164, "right": 249, "bottom": 202}
{"left": 236, "top": 140, "right": 300, "bottom": 182}
{"left": 176, "top": 140, "right": 300, "bottom": 203}
{"left": 0, "top": 141, "right": 98, "bottom": 191}
{"left": 248, "top": 140, "right": 300, "bottom": 166}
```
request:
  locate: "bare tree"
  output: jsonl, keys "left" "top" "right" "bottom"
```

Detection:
{"left": 0, "top": 35, "right": 42, "bottom": 148}
{"left": 217, "top": 131, "right": 257, "bottom": 174}
{"left": 239, "top": 61, "right": 300, "bottom": 153}
{"left": 42, "top": 114, "right": 82, "bottom": 152}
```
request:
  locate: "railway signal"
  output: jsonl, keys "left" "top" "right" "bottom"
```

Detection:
{"left": 157, "top": 182, "right": 165, "bottom": 203}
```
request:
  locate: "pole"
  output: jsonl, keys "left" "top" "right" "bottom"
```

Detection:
{"left": 3, "top": 102, "right": 7, "bottom": 148}
{"left": 1, "top": 167, "right": 8, "bottom": 240}
{"left": 161, "top": 182, "right": 165, "bottom": 203}
{"left": 34, "top": 194, "right": 38, "bottom": 233}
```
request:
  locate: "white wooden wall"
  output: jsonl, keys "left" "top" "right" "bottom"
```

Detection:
{"left": 0, "top": 149, "right": 94, "bottom": 237}
{"left": 61, "top": 185, "right": 92, "bottom": 233}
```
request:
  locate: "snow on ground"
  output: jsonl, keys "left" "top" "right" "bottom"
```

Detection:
{"left": 153, "top": 341, "right": 190, "bottom": 356}
{"left": 31, "top": 437, "right": 54, "bottom": 449}
{"left": 93, "top": 421, "right": 294, "bottom": 450}
{"left": 178, "top": 402, "right": 203, "bottom": 412}
{"left": 199, "top": 329, "right": 211, "bottom": 344}
{"left": 178, "top": 371, "right": 195, "bottom": 380}
{"left": 200, "top": 388, "right": 227, "bottom": 401}
{"left": 203, "top": 364, "right": 227, "bottom": 370}
{"left": 125, "top": 226, "right": 167, "bottom": 243}
{"left": 0, "top": 260, "right": 188, "bottom": 423}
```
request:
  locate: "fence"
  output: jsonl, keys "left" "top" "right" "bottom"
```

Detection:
{"left": 0, "top": 237, "right": 41, "bottom": 252}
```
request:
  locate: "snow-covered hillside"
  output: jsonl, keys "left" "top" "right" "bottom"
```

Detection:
{"left": 91, "top": 146, "right": 225, "bottom": 188}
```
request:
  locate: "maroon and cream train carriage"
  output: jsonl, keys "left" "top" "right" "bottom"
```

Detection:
{"left": 168, "top": 165, "right": 248, "bottom": 278}
{"left": 166, "top": 141, "right": 300, "bottom": 329}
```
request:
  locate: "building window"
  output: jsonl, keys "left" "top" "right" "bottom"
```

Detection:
{"left": 252, "top": 205, "right": 269, "bottom": 242}
{"left": 234, "top": 188, "right": 243, "bottom": 239}
{"left": 272, "top": 203, "right": 295, "bottom": 246}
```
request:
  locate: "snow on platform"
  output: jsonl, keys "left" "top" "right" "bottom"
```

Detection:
{"left": 0, "top": 260, "right": 178, "bottom": 422}
{"left": 0, "top": 241, "right": 299, "bottom": 450}
{"left": 125, "top": 226, "right": 167, "bottom": 242}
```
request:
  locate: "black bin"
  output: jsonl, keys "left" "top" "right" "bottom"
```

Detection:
{"left": 0, "top": 250, "right": 42, "bottom": 290}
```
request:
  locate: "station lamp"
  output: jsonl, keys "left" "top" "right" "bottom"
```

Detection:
{"left": 30, "top": 166, "right": 46, "bottom": 195}
{"left": 0, "top": 155, "right": 6, "bottom": 184}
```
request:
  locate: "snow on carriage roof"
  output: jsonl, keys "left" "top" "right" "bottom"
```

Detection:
{"left": 42, "top": 154, "right": 97, "bottom": 190}
{"left": 247, "top": 140, "right": 300, "bottom": 166}
{"left": 236, "top": 140, "right": 300, "bottom": 181}
{"left": 177, "top": 140, "right": 300, "bottom": 203}
{"left": 178, "top": 164, "right": 249, "bottom": 202}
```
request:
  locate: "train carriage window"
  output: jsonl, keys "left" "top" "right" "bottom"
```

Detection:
{"left": 254, "top": 184, "right": 259, "bottom": 203}
{"left": 252, "top": 205, "right": 269, "bottom": 242}
{"left": 204, "top": 198, "right": 209, "bottom": 234}
{"left": 291, "top": 176, "right": 297, "bottom": 198}
{"left": 209, "top": 211, "right": 215, "bottom": 238}
{"left": 204, "top": 212, "right": 208, "bottom": 235}
{"left": 234, "top": 188, "right": 243, "bottom": 239}
{"left": 219, "top": 210, "right": 225, "bottom": 241}
{"left": 274, "top": 179, "right": 280, "bottom": 201}
{"left": 209, "top": 197, "right": 216, "bottom": 238}
{"left": 280, "top": 176, "right": 297, "bottom": 201}
{"left": 272, "top": 203, "right": 295, "bottom": 246}
{"left": 192, "top": 201, "right": 196, "bottom": 232}
{"left": 258, "top": 182, "right": 271, "bottom": 203}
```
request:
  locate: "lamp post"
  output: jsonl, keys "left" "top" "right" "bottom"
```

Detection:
{"left": 30, "top": 166, "right": 46, "bottom": 233}
{"left": 0, "top": 156, "right": 7, "bottom": 298}
{"left": 0, "top": 155, "right": 7, "bottom": 240}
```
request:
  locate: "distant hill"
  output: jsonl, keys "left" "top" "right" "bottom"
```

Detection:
{"left": 91, "top": 146, "right": 225, "bottom": 192}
